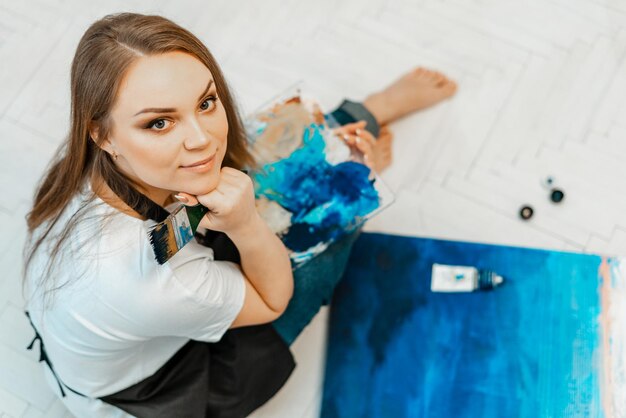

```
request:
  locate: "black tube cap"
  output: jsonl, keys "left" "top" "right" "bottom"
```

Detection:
{"left": 519, "top": 205, "right": 534, "bottom": 220}
{"left": 550, "top": 189, "right": 565, "bottom": 203}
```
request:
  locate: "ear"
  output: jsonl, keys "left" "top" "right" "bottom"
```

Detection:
{"left": 88, "top": 121, "right": 113, "bottom": 154}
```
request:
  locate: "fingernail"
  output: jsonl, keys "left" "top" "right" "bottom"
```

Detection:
{"left": 174, "top": 194, "right": 189, "bottom": 204}
{"left": 356, "top": 128, "right": 362, "bottom": 135}
{"left": 343, "top": 134, "right": 350, "bottom": 141}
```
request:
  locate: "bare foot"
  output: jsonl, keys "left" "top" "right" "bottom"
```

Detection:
{"left": 372, "top": 125, "right": 393, "bottom": 173}
{"left": 363, "top": 67, "right": 457, "bottom": 126}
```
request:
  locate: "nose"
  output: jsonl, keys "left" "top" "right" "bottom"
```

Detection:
{"left": 183, "top": 116, "right": 212, "bottom": 150}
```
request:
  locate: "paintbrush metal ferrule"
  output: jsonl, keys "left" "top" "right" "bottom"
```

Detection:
{"left": 148, "top": 203, "right": 210, "bottom": 265}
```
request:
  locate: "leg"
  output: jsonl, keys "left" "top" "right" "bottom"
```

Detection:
{"left": 362, "top": 66, "right": 458, "bottom": 126}
{"left": 272, "top": 226, "right": 363, "bottom": 346}
{"left": 270, "top": 102, "right": 386, "bottom": 344}
{"left": 326, "top": 66, "right": 458, "bottom": 131}
{"left": 325, "top": 67, "right": 457, "bottom": 174}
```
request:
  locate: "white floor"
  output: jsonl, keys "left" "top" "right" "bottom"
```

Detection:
{"left": 2, "top": 0, "right": 626, "bottom": 416}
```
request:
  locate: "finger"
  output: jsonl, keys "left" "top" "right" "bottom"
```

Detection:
{"left": 195, "top": 190, "right": 227, "bottom": 213}
{"left": 331, "top": 127, "right": 345, "bottom": 136}
{"left": 221, "top": 172, "right": 254, "bottom": 195}
{"left": 334, "top": 120, "right": 367, "bottom": 134}
{"left": 346, "top": 120, "right": 368, "bottom": 133}
{"left": 219, "top": 166, "right": 245, "bottom": 181}
{"left": 362, "top": 153, "right": 375, "bottom": 171}
{"left": 342, "top": 120, "right": 367, "bottom": 128}
{"left": 332, "top": 126, "right": 353, "bottom": 138}
{"left": 355, "top": 137, "right": 373, "bottom": 157}
{"left": 214, "top": 172, "right": 239, "bottom": 189}
{"left": 174, "top": 192, "right": 199, "bottom": 206}
{"left": 342, "top": 135, "right": 373, "bottom": 169}
{"left": 355, "top": 128, "right": 377, "bottom": 146}
{"left": 212, "top": 181, "right": 242, "bottom": 199}
{"left": 213, "top": 167, "right": 249, "bottom": 189}
{"left": 341, "top": 133, "right": 357, "bottom": 146}
{"left": 221, "top": 166, "right": 248, "bottom": 175}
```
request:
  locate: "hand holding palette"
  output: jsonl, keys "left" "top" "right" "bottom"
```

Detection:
{"left": 244, "top": 83, "right": 395, "bottom": 266}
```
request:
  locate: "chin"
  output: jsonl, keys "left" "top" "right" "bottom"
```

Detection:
{"left": 183, "top": 173, "right": 220, "bottom": 196}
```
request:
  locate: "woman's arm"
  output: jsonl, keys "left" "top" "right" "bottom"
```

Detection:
{"left": 226, "top": 213, "right": 294, "bottom": 328}
{"left": 176, "top": 167, "right": 294, "bottom": 328}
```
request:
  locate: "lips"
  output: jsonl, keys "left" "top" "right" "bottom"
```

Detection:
{"left": 182, "top": 155, "right": 215, "bottom": 168}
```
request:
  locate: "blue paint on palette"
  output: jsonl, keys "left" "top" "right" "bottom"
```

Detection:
{"left": 252, "top": 123, "right": 380, "bottom": 252}
{"left": 322, "top": 233, "right": 604, "bottom": 418}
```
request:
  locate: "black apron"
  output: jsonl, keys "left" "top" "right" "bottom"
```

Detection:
{"left": 25, "top": 174, "right": 296, "bottom": 418}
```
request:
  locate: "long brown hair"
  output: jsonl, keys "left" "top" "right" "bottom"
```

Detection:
{"left": 22, "top": 12, "right": 255, "bottom": 307}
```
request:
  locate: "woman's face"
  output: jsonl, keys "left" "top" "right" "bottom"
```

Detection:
{"left": 100, "top": 51, "right": 229, "bottom": 206}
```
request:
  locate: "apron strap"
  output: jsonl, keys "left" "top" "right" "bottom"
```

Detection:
{"left": 24, "top": 311, "right": 87, "bottom": 398}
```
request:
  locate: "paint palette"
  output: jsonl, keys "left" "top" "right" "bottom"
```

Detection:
{"left": 243, "top": 82, "right": 395, "bottom": 266}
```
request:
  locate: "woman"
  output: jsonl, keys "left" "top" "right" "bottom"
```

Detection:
{"left": 22, "top": 12, "right": 456, "bottom": 418}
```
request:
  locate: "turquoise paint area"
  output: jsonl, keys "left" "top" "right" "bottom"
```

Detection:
{"left": 322, "top": 233, "right": 606, "bottom": 418}
{"left": 252, "top": 123, "right": 380, "bottom": 252}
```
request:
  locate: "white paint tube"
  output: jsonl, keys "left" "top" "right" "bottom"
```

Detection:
{"left": 431, "top": 263, "right": 504, "bottom": 292}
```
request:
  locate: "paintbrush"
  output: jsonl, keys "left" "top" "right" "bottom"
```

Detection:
{"left": 148, "top": 203, "right": 211, "bottom": 264}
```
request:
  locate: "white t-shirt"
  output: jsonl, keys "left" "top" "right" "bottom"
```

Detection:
{"left": 22, "top": 180, "right": 246, "bottom": 417}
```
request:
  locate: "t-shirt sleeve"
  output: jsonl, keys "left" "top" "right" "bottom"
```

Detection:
{"left": 137, "top": 238, "right": 247, "bottom": 342}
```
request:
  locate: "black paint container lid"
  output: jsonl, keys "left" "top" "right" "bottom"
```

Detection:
{"left": 550, "top": 189, "right": 565, "bottom": 203}
{"left": 519, "top": 205, "right": 534, "bottom": 220}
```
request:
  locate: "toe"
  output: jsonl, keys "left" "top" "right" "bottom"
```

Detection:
{"left": 414, "top": 67, "right": 430, "bottom": 79}
{"left": 433, "top": 75, "right": 448, "bottom": 88}
{"left": 436, "top": 76, "right": 455, "bottom": 90}
{"left": 442, "top": 82, "right": 457, "bottom": 97}
{"left": 423, "top": 69, "right": 438, "bottom": 80}
{"left": 434, "top": 74, "right": 449, "bottom": 87}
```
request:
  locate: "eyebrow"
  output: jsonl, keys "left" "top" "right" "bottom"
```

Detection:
{"left": 133, "top": 79, "right": 214, "bottom": 116}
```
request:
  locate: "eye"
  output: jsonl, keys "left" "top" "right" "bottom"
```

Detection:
{"left": 200, "top": 95, "right": 219, "bottom": 111}
{"left": 145, "top": 118, "right": 172, "bottom": 131}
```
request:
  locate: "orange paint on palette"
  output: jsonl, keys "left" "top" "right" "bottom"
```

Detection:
{"left": 254, "top": 96, "right": 314, "bottom": 162}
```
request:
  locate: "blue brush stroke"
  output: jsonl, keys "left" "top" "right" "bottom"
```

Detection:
{"left": 322, "top": 233, "right": 605, "bottom": 418}
{"left": 252, "top": 123, "right": 380, "bottom": 252}
{"left": 175, "top": 220, "right": 193, "bottom": 248}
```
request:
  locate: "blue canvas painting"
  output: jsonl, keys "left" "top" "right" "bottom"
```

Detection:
{"left": 322, "top": 233, "right": 625, "bottom": 418}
